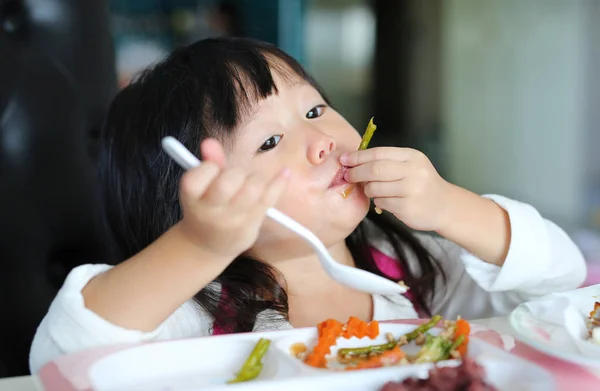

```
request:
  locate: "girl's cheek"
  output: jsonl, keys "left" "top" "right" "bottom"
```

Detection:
{"left": 277, "top": 186, "right": 309, "bottom": 214}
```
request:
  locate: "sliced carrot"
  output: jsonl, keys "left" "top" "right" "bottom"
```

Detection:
{"left": 455, "top": 318, "right": 470, "bottom": 336}
{"left": 304, "top": 319, "right": 344, "bottom": 368}
{"left": 454, "top": 319, "right": 470, "bottom": 356}
{"left": 345, "top": 346, "right": 405, "bottom": 370}
{"left": 366, "top": 320, "right": 379, "bottom": 338}
{"left": 343, "top": 316, "right": 364, "bottom": 338}
{"left": 304, "top": 317, "right": 380, "bottom": 368}
{"left": 342, "top": 317, "right": 379, "bottom": 339}
{"left": 318, "top": 319, "right": 343, "bottom": 335}
{"left": 304, "top": 354, "right": 325, "bottom": 368}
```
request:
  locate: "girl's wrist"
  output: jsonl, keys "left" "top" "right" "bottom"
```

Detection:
{"left": 170, "top": 222, "right": 236, "bottom": 266}
{"left": 434, "top": 182, "right": 463, "bottom": 237}
{"left": 433, "top": 184, "right": 511, "bottom": 265}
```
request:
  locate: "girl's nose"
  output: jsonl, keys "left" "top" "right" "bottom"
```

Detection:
{"left": 308, "top": 134, "right": 336, "bottom": 164}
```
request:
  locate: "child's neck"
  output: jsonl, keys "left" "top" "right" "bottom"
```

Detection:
{"left": 272, "top": 240, "right": 356, "bottom": 297}
{"left": 277, "top": 242, "right": 374, "bottom": 326}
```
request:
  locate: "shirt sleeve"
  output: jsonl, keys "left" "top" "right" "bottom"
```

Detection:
{"left": 420, "top": 194, "right": 587, "bottom": 320}
{"left": 29, "top": 264, "right": 213, "bottom": 374}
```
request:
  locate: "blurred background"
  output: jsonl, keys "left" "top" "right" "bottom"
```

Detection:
{"left": 1, "top": 0, "right": 600, "bottom": 378}
{"left": 108, "top": 0, "right": 600, "bottom": 264}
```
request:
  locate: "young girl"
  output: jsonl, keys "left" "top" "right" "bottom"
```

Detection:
{"left": 29, "top": 37, "right": 585, "bottom": 373}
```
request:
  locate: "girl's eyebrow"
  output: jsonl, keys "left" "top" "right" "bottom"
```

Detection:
{"left": 243, "top": 80, "right": 309, "bottom": 127}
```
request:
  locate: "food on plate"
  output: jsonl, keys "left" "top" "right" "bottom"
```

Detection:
{"left": 341, "top": 117, "right": 379, "bottom": 200}
{"left": 346, "top": 346, "right": 407, "bottom": 370}
{"left": 588, "top": 302, "right": 600, "bottom": 344}
{"left": 338, "top": 315, "right": 441, "bottom": 358}
{"left": 227, "top": 338, "right": 270, "bottom": 383}
{"left": 379, "top": 357, "right": 497, "bottom": 391}
{"left": 297, "top": 315, "right": 470, "bottom": 371}
{"left": 290, "top": 342, "right": 308, "bottom": 359}
{"left": 302, "top": 317, "right": 380, "bottom": 368}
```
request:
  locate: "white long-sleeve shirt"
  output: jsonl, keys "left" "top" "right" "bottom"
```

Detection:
{"left": 28, "top": 195, "right": 587, "bottom": 374}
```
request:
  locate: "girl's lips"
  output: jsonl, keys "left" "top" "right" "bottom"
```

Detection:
{"left": 329, "top": 166, "right": 349, "bottom": 188}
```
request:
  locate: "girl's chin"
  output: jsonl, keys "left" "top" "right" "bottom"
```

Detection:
{"left": 326, "top": 194, "right": 370, "bottom": 232}
{"left": 327, "top": 184, "right": 370, "bottom": 210}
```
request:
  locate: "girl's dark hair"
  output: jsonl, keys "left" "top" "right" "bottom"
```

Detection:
{"left": 99, "top": 37, "right": 446, "bottom": 332}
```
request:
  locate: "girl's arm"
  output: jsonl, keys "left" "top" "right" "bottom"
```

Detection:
{"left": 82, "top": 223, "right": 230, "bottom": 331}
{"left": 29, "top": 223, "right": 226, "bottom": 374}
{"left": 418, "top": 195, "right": 586, "bottom": 320}
{"left": 342, "top": 146, "right": 564, "bottom": 268}
{"left": 29, "top": 140, "right": 290, "bottom": 372}
{"left": 434, "top": 184, "right": 511, "bottom": 266}
{"left": 83, "top": 140, "right": 290, "bottom": 333}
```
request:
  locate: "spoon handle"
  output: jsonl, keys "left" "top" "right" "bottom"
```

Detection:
{"left": 161, "top": 136, "right": 203, "bottom": 170}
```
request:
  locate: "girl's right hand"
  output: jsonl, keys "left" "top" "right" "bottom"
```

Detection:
{"left": 177, "top": 138, "right": 290, "bottom": 260}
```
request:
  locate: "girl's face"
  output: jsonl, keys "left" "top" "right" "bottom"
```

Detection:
{"left": 226, "top": 71, "right": 370, "bottom": 261}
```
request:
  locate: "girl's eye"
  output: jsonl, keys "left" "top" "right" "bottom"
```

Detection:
{"left": 306, "top": 105, "right": 326, "bottom": 119}
{"left": 258, "top": 134, "right": 283, "bottom": 152}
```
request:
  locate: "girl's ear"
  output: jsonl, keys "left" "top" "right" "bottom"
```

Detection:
{"left": 200, "top": 138, "right": 228, "bottom": 168}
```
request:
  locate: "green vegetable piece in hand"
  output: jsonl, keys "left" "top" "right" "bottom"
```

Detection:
{"left": 228, "top": 338, "right": 271, "bottom": 384}
{"left": 358, "top": 117, "right": 377, "bottom": 150}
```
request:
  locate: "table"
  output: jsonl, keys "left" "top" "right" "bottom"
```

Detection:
{"left": 0, "top": 317, "right": 597, "bottom": 390}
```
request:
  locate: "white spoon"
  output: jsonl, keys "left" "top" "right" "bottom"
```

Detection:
{"left": 161, "top": 136, "right": 407, "bottom": 295}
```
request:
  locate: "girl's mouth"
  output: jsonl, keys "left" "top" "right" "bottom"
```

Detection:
{"left": 329, "top": 166, "right": 349, "bottom": 188}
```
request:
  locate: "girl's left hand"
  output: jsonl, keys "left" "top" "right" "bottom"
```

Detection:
{"left": 341, "top": 147, "right": 452, "bottom": 232}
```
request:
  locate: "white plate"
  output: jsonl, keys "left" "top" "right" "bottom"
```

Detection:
{"left": 89, "top": 335, "right": 299, "bottom": 391}
{"left": 509, "top": 286, "right": 600, "bottom": 368}
{"left": 205, "top": 341, "right": 554, "bottom": 391}
{"left": 88, "top": 323, "right": 555, "bottom": 391}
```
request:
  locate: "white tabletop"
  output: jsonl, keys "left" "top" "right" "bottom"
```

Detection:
{"left": 0, "top": 316, "right": 553, "bottom": 391}
{"left": 0, "top": 375, "right": 43, "bottom": 391}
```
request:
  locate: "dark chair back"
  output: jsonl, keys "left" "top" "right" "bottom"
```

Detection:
{"left": 0, "top": 0, "right": 117, "bottom": 376}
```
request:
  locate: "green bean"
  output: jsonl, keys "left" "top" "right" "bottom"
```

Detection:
{"left": 358, "top": 117, "right": 377, "bottom": 150}
{"left": 337, "top": 315, "right": 442, "bottom": 358}
{"left": 227, "top": 338, "right": 270, "bottom": 384}
{"left": 404, "top": 315, "right": 442, "bottom": 342}
{"left": 337, "top": 340, "right": 396, "bottom": 357}
{"left": 442, "top": 334, "right": 465, "bottom": 360}
{"left": 228, "top": 364, "right": 263, "bottom": 384}
{"left": 449, "top": 334, "right": 465, "bottom": 352}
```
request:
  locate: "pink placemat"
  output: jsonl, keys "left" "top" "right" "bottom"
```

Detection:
{"left": 38, "top": 319, "right": 599, "bottom": 391}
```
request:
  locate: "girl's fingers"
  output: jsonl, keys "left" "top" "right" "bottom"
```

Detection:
{"left": 229, "top": 173, "right": 268, "bottom": 210}
{"left": 363, "top": 180, "right": 407, "bottom": 198}
{"left": 179, "top": 162, "right": 221, "bottom": 200}
{"left": 230, "top": 168, "right": 291, "bottom": 212}
{"left": 345, "top": 160, "right": 410, "bottom": 183}
{"left": 341, "top": 147, "right": 413, "bottom": 167}
{"left": 258, "top": 168, "right": 292, "bottom": 210}
{"left": 202, "top": 168, "right": 248, "bottom": 205}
